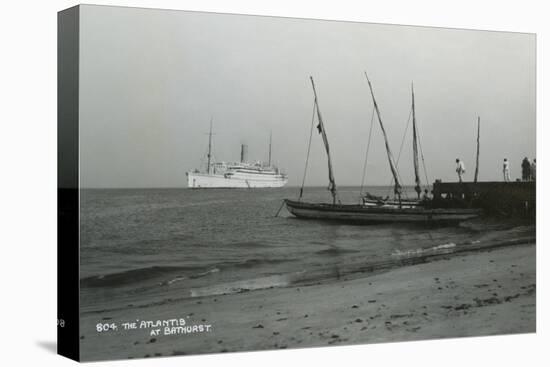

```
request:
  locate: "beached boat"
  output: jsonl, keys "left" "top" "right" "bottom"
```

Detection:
{"left": 283, "top": 75, "right": 481, "bottom": 223}
{"left": 284, "top": 199, "right": 480, "bottom": 223}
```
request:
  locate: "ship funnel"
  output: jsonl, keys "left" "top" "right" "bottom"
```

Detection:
{"left": 240, "top": 144, "right": 248, "bottom": 163}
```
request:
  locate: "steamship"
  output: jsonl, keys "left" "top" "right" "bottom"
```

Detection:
{"left": 186, "top": 122, "right": 288, "bottom": 189}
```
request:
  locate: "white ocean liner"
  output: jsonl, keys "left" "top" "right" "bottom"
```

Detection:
{"left": 186, "top": 121, "right": 288, "bottom": 189}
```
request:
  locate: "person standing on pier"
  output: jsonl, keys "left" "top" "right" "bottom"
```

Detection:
{"left": 503, "top": 158, "right": 511, "bottom": 182}
{"left": 521, "top": 157, "right": 530, "bottom": 181}
{"left": 531, "top": 158, "right": 536, "bottom": 181}
{"left": 456, "top": 158, "right": 466, "bottom": 183}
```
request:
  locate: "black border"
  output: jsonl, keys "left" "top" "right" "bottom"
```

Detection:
{"left": 57, "top": 5, "right": 80, "bottom": 361}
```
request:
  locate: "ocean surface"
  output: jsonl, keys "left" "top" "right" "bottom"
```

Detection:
{"left": 79, "top": 186, "right": 534, "bottom": 315}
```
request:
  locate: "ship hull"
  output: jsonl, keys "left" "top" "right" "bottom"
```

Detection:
{"left": 284, "top": 199, "right": 481, "bottom": 224}
{"left": 187, "top": 172, "right": 288, "bottom": 188}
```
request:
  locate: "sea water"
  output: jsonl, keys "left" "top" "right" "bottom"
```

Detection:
{"left": 79, "top": 187, "right": 534, "bottom": 315}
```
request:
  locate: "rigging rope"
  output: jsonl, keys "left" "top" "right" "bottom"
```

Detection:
{"left": 386, "top": 107, "right": 413, "bottom": 198}
{"left": 415, "top": 114, "right": 430, "bottom": 189}
{"left": 396, "top": 108, "right": 413, "bottom": 165}
{"left": 359, "top": 107, "right": 376, "bottom": 200}
{"left": 299, "top": 100, "right": 317, "bottom": 200}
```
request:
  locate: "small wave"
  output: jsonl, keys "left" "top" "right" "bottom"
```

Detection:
{"left": 230, "top": 241, "right": 267, "bottom": 248}
{"left": 80, "top": 265, "right": 201, "bottom": 288}
{"left": 189, "top": 267, "right": 220, "bottom": 279}
{"left": 190, "top": 273, "right": 300, "bottom": 297}
{"left": 81, "top": 256, "right": 293, "bottom": 289}
{"left": 229, "top": 257, "right": 293, "bottom": 269}
{"left": 391, "top": 243, "right": 456, "bottom": 258}
{"left": 316, "top": 246, "right": 360, "bottom": 256}
{"left": 163, "top": 276, "right": 186, "bottom": 286}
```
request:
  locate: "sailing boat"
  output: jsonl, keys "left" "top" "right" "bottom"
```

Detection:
{"left": 362, "top": 78, "right": 424, "bottom": 208}
{"left": 283, "top": 76, "right": 481, "bottom": 224}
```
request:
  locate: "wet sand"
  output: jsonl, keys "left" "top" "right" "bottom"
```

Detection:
{"left": 79, "top": 243, "right": 535, "bottom": 361}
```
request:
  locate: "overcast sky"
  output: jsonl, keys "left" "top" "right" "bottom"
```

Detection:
{"left": 79, "top": 5, "right": 535, "bottom": 188}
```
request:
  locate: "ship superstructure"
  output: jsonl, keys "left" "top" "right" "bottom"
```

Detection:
{"left": 186, "top": 121, "right": 288, "bottom": 189}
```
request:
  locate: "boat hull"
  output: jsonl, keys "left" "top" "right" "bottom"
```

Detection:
{"left": 187, "top": 172, "right": 288, "bottom": 188}
{"left": 284, "top": 199, "right": 481, "bottom": 224}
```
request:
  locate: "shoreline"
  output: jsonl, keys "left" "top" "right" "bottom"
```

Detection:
{"left": 80, "top": 242, "right": 536, "bottom": 361}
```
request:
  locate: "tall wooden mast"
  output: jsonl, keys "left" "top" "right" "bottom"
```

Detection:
{"left": 474, "top": 116, "right": 480, "bottom": 183}
{"left": 310, "top": 76, "right": 338, "bottom": 205}
{"left": 364, "top": 72, "right": 402, "bottom": 200}
{"left": 412, "top": 84, "right": 422, "bottom": 198}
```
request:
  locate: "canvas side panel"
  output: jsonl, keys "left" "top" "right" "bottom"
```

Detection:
{"left": 57, "top": 5, "right": 80, "bottom": 362}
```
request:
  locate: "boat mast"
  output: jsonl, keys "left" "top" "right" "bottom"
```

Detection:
{"left": 411, "top": 84, "right": 421, "bottom": 199}
{"left": 268, "top": 131, "right": 272, "bottom": 166}
{"left": 364, "top": 72, "right": 402, "bottom": 200}
{"left": 207, "top": 117, "right": 213, "bottom": 174}
{"left": 310, "top": 76, "right": 338, "bottom": 205}
{"left": 474, "top": 116, "right": 480, "bottom": 183}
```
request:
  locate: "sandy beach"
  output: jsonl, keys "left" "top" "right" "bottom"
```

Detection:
{"left": 79, "top": 241, "right": 535, "bottom": 361}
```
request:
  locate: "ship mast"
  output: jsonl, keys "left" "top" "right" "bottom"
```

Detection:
{"left": 412, "top": 84, "right": 421, "bottom": 199}
{"left": 268, "top": 131, "right": 272, "bottom": 166}
{"left": 207, "top": 117, "right": 213, "bottom": 174}
{"left": 310, "top": 76, "right": 338, "bottom": 205}
{"left": 364, "top": 72, "right": 402, "bottom": 200}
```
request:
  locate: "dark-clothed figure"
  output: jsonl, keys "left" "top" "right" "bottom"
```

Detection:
{"left": 521, "top": 157, "right": 530, "bottom": 181}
